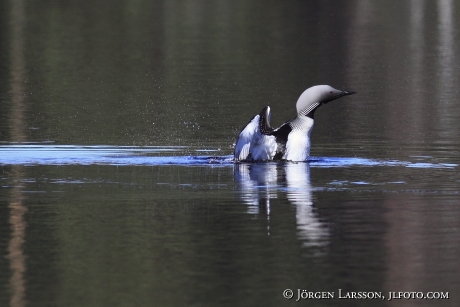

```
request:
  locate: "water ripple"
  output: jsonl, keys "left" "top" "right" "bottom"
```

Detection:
{"left": 0, "top": 145, "right": 456, "bottom": 168}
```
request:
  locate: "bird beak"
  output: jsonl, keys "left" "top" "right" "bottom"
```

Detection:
{"left": 341, "top": 91, "right": 356, "bottom": 97}
{"left": 322, "top": 90, "right": 357, "bottom": 104}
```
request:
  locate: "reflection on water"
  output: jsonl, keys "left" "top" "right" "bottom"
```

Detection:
{"left": 7, "top": 168, "right": 27, "bottom": 307}
{"left": 285, "top": 163, "right": 328, "bottom": 247}
{"left": 235, "top": 163, "right": 329, "bottom": 247}
{"left": 234, "top": 163, "right": 277, "bottom": 215}
{"left": 437, "top": 0, "right": 455, "bottom": 141}
{"left": 1, "top": 145, "right": 457, "bottom": 169}
{"left": 6, "top": 0, "right": 27, "bottom": 305}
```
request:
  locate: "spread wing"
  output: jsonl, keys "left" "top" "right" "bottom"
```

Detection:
{"left": 234, "top": 106, "right": 274, "bottom": 161}
{"left": 258, "top": 106, "right": 274, "bottom": 135}
{"left": 234, "top": 114, "right": 260, "bottom": 161}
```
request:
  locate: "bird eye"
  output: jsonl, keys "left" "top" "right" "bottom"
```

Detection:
{"left": 330, "top": 91, "right": 333, "bottom": 94}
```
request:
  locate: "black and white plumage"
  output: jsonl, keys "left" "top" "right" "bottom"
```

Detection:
{"left": 234, "top": 85, "right": 356, "bottom": 162}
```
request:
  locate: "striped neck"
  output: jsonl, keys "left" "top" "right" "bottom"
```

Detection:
{"left": 290, "top": 115, "right": 314, "bottom": 133}
{"left": 298, "top": 102, "right": 320, "bottom": 118}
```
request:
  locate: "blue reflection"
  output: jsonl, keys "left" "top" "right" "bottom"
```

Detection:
{"left": 0, "top": 145, "right": 233, "bottom": 166}
{"left": 0, "top": 145, "right": 456, "bottom": 168}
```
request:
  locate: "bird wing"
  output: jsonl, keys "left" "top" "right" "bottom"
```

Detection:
{"left": 234, "top": 106, "right": 277, "bottom": 161}
{"left": 248, "top": 106, "right": 277, "bottom": 160}
{"left": 234, "top": 114, "right": 260, "bottom": 161}
{"left": 258, "top": 106, "right": 274, "bottom": 135}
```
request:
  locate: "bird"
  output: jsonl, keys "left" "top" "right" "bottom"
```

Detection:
{"left": 234, "top": 85, "right": 356, "bottom": 162}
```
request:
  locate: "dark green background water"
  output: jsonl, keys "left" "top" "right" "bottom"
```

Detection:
{"left": 1, "top": 1, "right": 459, "bottom": 306}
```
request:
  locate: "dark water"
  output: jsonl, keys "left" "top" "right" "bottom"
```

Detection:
{"left": 1, "top": 1, "right": 460, "bottom": 306}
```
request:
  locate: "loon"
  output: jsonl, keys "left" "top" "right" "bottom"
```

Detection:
{"left": 234, "top": 85, "right": 356, "bottom": 162}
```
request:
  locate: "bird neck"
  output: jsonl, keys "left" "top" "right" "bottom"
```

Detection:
{"left": 290, "top": 115, "right": 314, "bottom": 133}
{"left": 298, "top": 102, "right": 320, "bottom": 119}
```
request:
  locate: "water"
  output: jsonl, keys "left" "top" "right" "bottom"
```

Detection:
{"left": 1, "top": 1, "right": 460, "bottom": 306}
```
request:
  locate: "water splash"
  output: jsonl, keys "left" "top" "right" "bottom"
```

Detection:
{"left": 0, "top": 145, "right": 232, "bottom": 166}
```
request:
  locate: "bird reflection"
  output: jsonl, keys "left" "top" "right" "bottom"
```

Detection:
{"left": 234, "top": 163, "right": 278, "bottom": 215}
{"left": 234, "top": 162, "right": 329, "bottom": 247}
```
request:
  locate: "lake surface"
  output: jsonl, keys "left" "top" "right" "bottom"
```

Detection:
{"left": 1, "top": 1, "right": 460, "bottom": 306}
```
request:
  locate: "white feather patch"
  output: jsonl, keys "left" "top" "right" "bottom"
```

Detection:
{"left": 250, "top": 134, "right": 277, "bottom": 161}
{"left": 283, "top": 117, "right": 314, "bottom": 161}
{"left": 234, "top": 115, "right": 259, "bottom": 161}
